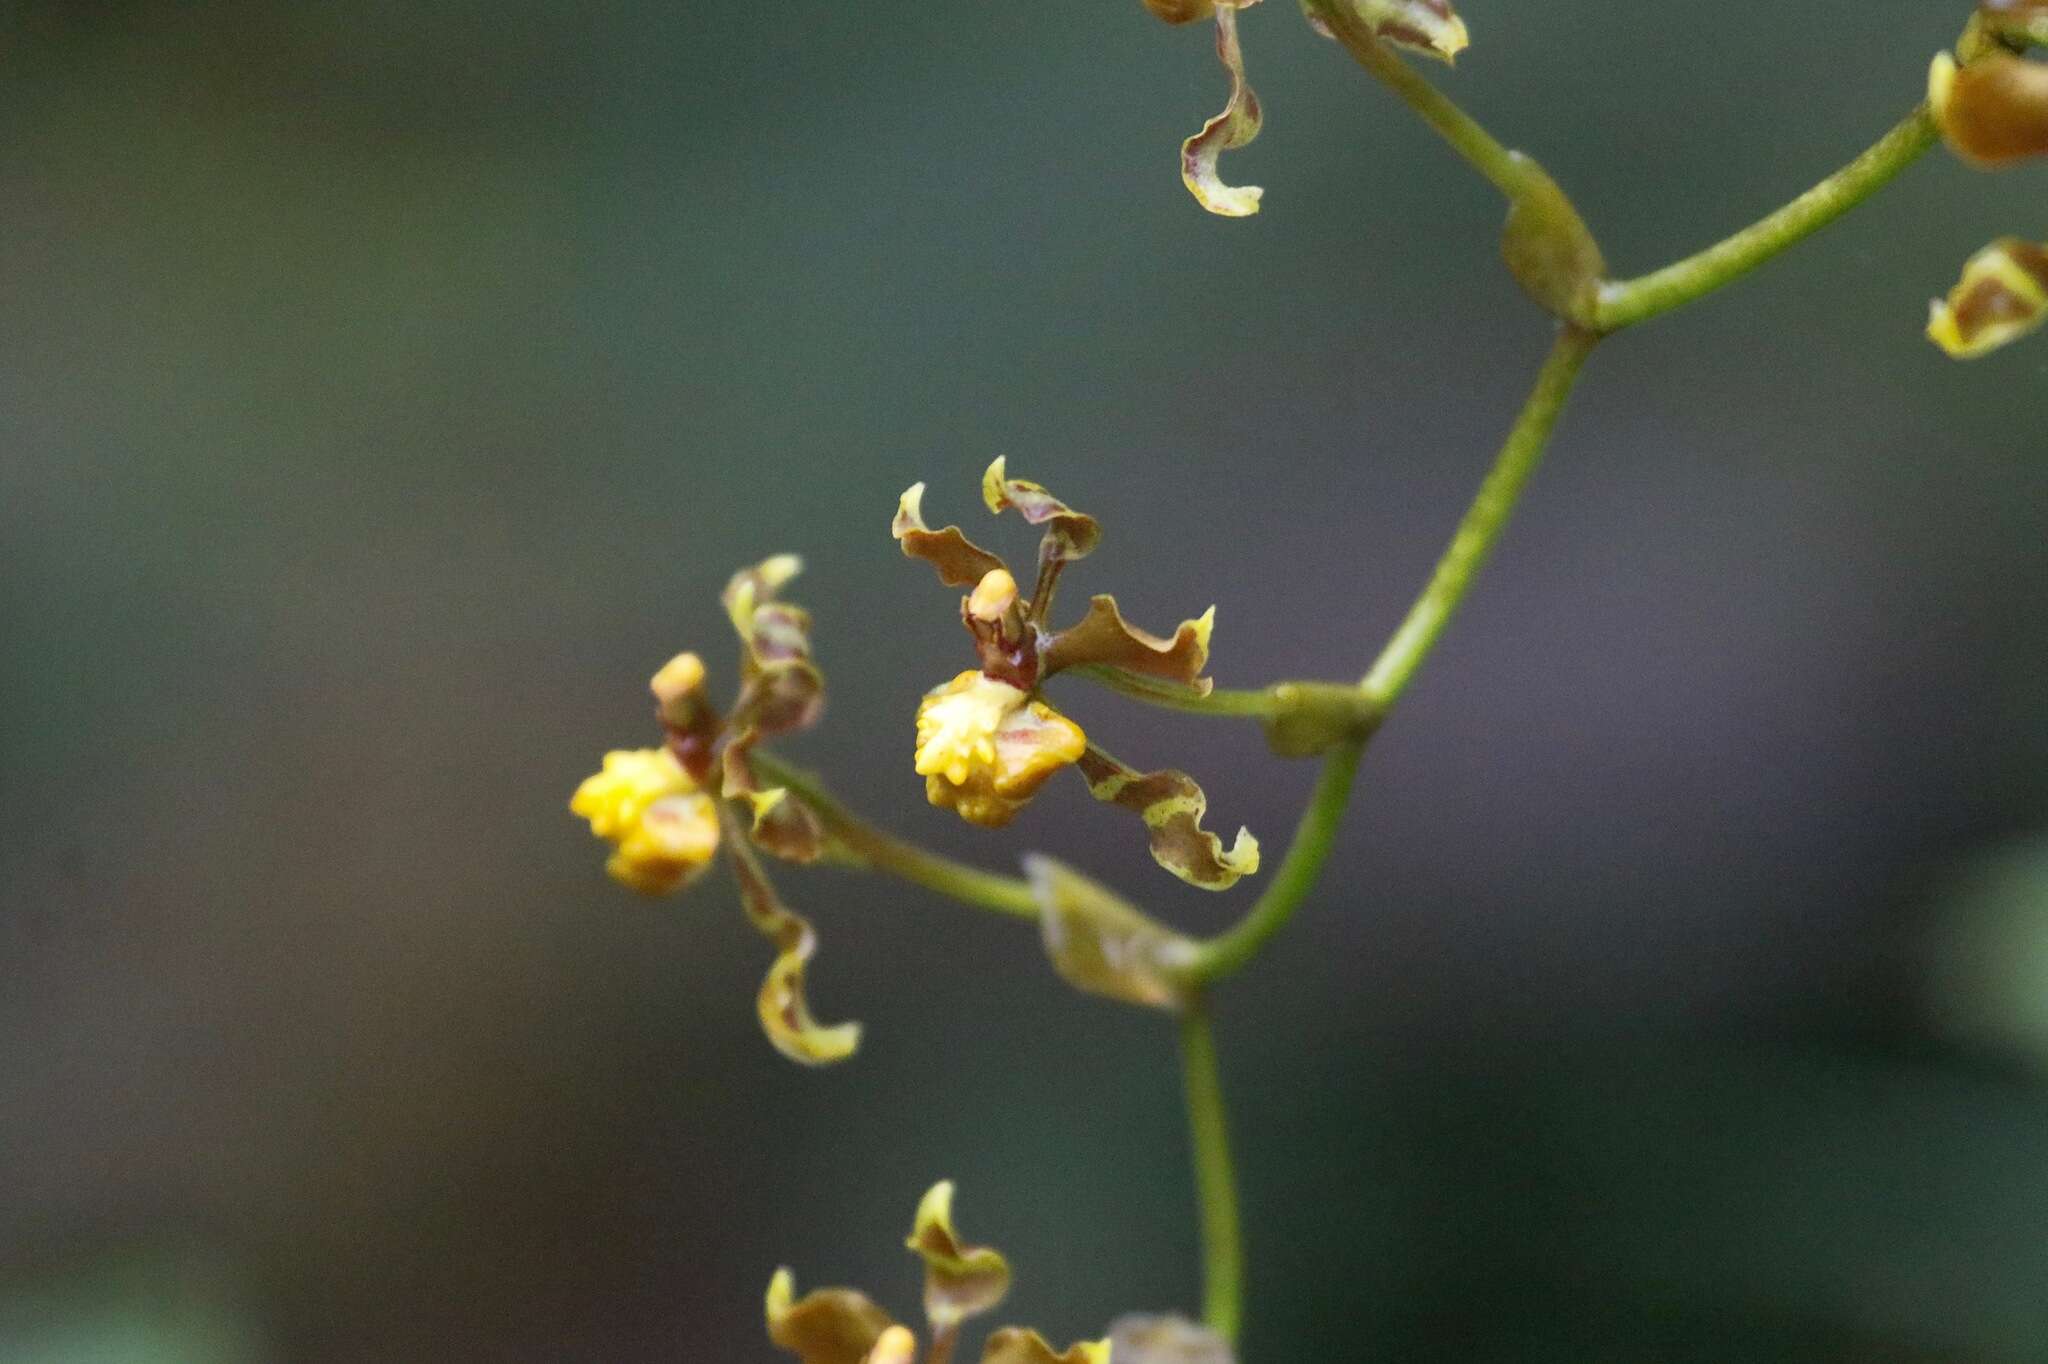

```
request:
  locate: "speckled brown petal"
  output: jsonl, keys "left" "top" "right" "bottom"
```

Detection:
{"left": 980, "top": 457, "right": 1101, "bottom": 564}
{"left": 894, "top": 482, "right": 1010, "bottom": 588}
{"left": 905, "top": 1182, "right": 1012, "bottom": 1335}
{"left": 979, "top": 1328, "right": 1113, "bottom": 1364}
{"left": 1026, "top": 854, "right": 1199, "bottom": 1011}
{"left": 1075, "top": 748, "right": 1259, "bottom": 891}
{"left": 765, "top": 1269, "right": 896, "bottom": 1364}
{"left": 724, "top": 735, "right": 826, "bottom": 863}
{"left": 1041, "top": 595, "right": 1215, "bottom": 689}
{"left": 725, "top": 807, "right": 860, "bottom": 1065}
{"left": 723, "top": 556, "right": 827, "bottom": 737}
{"left": 1180, "top": 2, "right": 1264, "bottom": 217}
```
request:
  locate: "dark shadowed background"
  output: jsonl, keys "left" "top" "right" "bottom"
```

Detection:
{"left": 3, "top": 1, "right": 2047, "bottom": 1359}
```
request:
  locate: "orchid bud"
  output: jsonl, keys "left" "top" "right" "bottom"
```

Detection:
{"left": 1930, "top": 50, "right": 2048, "bottom": 166}
{"left": 1927, "top": 236, "right": 2048, "bottom": 358}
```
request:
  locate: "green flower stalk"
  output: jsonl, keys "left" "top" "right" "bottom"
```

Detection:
{"left": 566, "top": 1, "right": 2027, "bottom": 1350}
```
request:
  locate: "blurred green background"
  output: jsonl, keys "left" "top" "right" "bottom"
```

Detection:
{"left": 3, "top": 1, "right": 2047, "bottom": 1359}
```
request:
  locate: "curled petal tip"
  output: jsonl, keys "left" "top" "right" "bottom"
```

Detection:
{"left": 1181, "top": 4, "right": 1265, "bottom": 217}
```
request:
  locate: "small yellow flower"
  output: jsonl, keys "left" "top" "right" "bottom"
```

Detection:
{"left": 914, "top": 671, "right": 1087, "bottom": 828}
{"left": 570, "top": 747, "right": 721, "bottom": 894}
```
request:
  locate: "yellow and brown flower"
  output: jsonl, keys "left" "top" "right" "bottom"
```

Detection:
{"left": 569, "top": 557, "right": 858, "bottom": 1066}
{"left": 895, "top": 462, "right": 1258, "bottom": 890}
{"left": 1927, "top": 236, "right": 2048, "bottom": 358}
{"left": 915, "top": 670, "right": 1089, "bottom": 829}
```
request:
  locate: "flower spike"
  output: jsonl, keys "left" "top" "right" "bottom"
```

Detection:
{"left": 1181, "top": 2, "right": 1265, "bottom": 217}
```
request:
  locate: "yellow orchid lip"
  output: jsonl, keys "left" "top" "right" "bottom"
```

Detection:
{"left": 914, "top": 672, "right": 1088, "bottom": 828}
{"left": 570, "top": 747, "right": 721, "bottom": 894}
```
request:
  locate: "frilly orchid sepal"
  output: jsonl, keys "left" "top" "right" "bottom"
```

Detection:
{"left": 1076, "top": 748, "right": 1259, "bottom": 891}
{"left": 1181, "top": 2, "right": 1266, "bottom": 218}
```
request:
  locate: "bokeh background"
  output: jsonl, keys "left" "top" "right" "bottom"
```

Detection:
{"left": 3, "top": 0, "right": 2047, "bottom": 1358}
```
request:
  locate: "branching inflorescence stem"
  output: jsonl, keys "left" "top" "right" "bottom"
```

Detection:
{"left": 742, "top": 19, "right": 1949, "bottom": 1354}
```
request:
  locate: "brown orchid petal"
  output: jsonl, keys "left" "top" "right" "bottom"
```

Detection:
{"left": 905, "top": 1181, "right": 1012, "bottom": 1334}
{"left": 1026, "top": 854, "right": 1200, "bottom": 1011}
{"left": 721, "top": 556, "right": 827, "bottom": 737}
{"left": 724, "top": 736, "right": 827, "bottom": 863}
{"left": 979, "top": 1328, "right": 1113, "bottom": 1364}
{"left": 726, "top": 809, "right": 860, "bottom": 1065}
{"left": 766, "top": 1269, "right": 896, "bottom": 1364}
{"left": 980, "top": 457, "right": 1101, "bottom": 564}
{"left": 894, "top": 482, "right": 1010, "bottom": 588}
{"left": 1180, "top": 3, "right": 1264, "bottom": 217}
{"left": 1076, "top": 748, "right": 1259, "bottom": 891}
{"left": 1041, "top": 595, "right": 1214, "bottom": 689}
